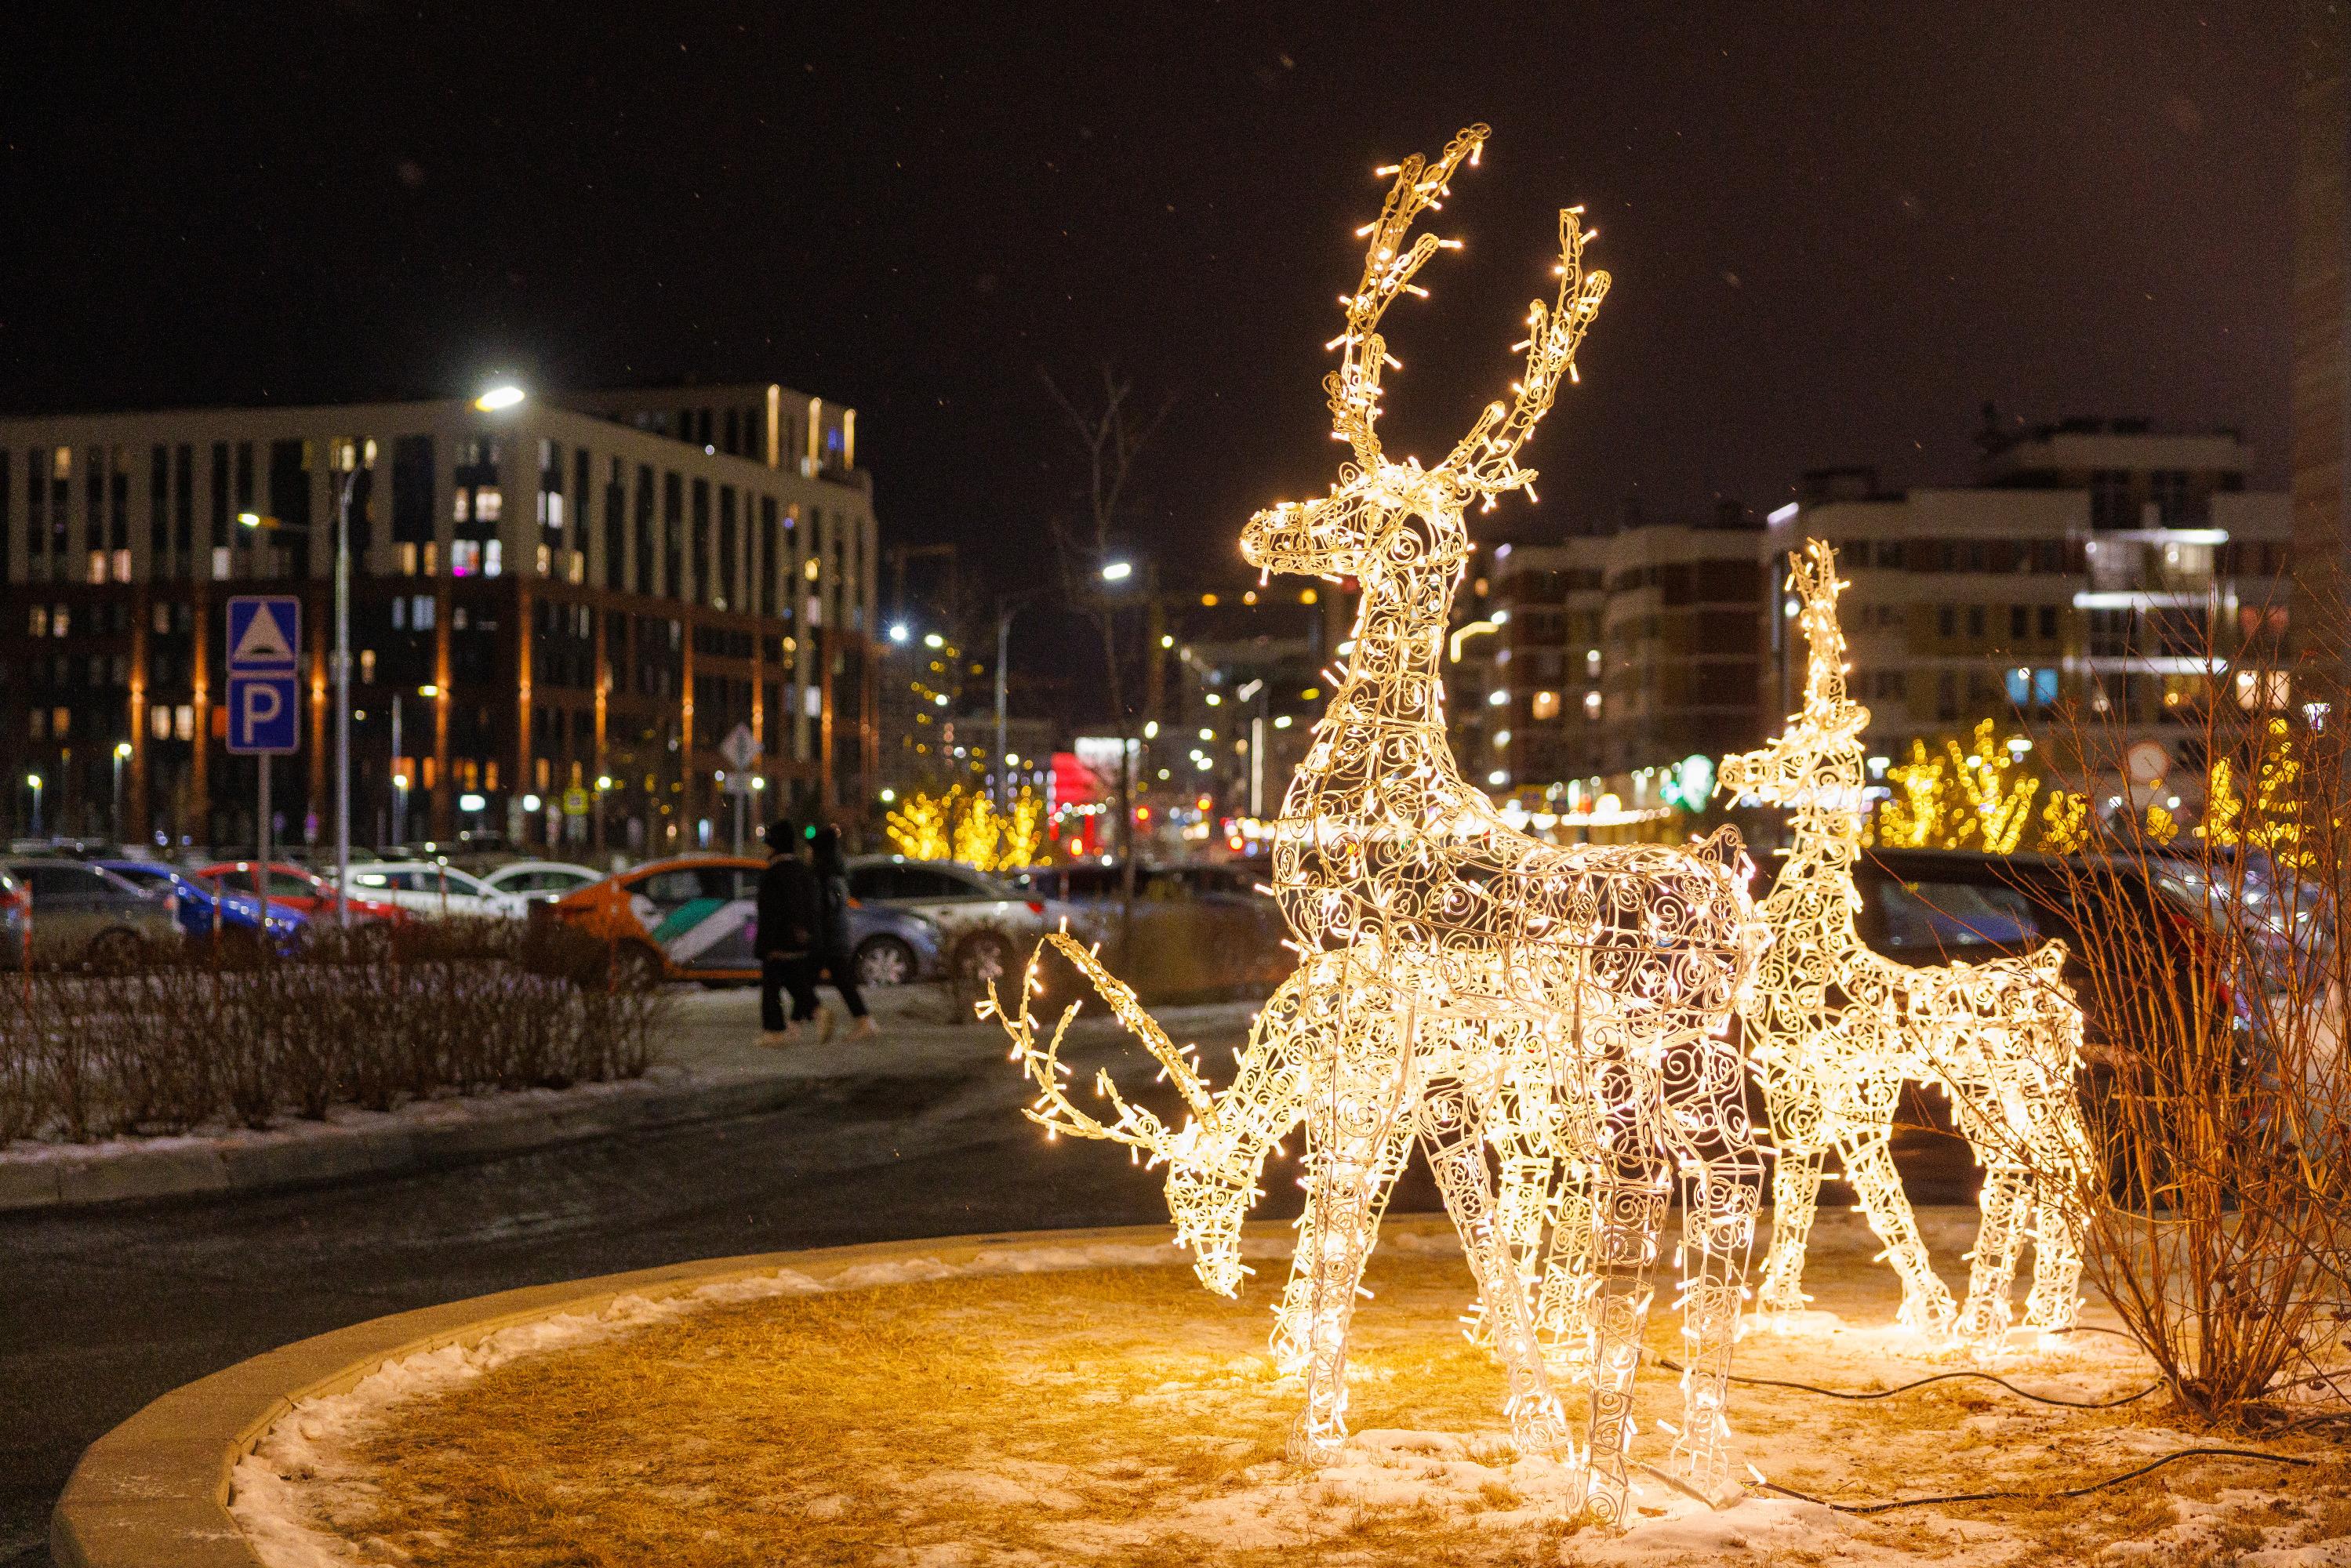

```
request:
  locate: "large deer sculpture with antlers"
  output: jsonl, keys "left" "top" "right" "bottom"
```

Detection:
{"left": 1718, "top": 541, "right": 2089, "bottom": 1352}
{"left": 990, "top": 125, "right": 1768, "bottom": 1523}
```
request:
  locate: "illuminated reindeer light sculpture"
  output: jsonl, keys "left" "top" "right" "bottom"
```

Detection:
{"left": 990, "top": 125, "right": 1767, "bottom": 1523}
{"left": 1719, "top": 541, "right": 2088, "bottom": 1352}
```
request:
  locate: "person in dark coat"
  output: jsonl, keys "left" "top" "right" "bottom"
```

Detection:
{"left": 809, "top": 826, "right": 875, "bottom": 1040}
{"left": 755, "top": 819, "right": 820, "bottom": 1045}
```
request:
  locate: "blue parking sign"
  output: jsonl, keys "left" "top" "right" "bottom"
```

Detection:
{"left": 225, "top": 596, "right": 300, "bottom": 756}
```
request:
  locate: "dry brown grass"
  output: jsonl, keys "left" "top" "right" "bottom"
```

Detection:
{"left": 296, "top": 1238, "right": 2351, "bottom": 1567}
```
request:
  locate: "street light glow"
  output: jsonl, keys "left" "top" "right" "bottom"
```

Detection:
{"left": 114, "top": 741, "right": 133, "bottom": 759}
{"left": 474, "top": 383, "right": 525, "bottom": 412}
{"left": 1100, "top": 560, "right": 1134, "bottom": 583}
{"left": 888, "top": 622, "right": 910, "bottom": 644}
{"left": 924, "top": 632, "right": 944, "bottom": 649}
{"left": 237, "top": 510, "right": 263, "bottom": 528}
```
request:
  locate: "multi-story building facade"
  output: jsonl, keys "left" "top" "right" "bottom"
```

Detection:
{"left": 1769, "top": 419, "right": 2292, "bottom": 797}
{"left": 0, "top": 382, "right": 878, "bottom": 855}
{"left": 1453, "top": 510, "right": 1765, "bottom": 818}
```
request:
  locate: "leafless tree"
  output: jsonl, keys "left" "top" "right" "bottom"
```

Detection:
{"left": 1040, "top": 365, "right": 1175, "bottom": 949}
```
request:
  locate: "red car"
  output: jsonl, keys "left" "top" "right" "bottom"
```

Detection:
{"left": 194, "top": 861, "right": 407, "bottom": 924}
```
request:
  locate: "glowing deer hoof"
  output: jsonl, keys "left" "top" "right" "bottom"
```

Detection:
{"left": 1193, "top": 1256, "right": 1245, "bottom": 1298}
{"left": 1286, "top": 1421, "right": 1346, "bottom": 1467}
{"left": 1897, "top": 1293, "right": 1960, "bottom": 1341}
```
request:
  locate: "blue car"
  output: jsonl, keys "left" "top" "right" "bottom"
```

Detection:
{"left": 96, "top": 860, "right": 307, "bottom": 949}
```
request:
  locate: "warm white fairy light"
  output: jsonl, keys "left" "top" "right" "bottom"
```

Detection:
{"left": 1718, "top": 541, "right": 2089, "bottom": 1352}
{"left": 986, "top": 125, "right": 1771, "bottom": 1525}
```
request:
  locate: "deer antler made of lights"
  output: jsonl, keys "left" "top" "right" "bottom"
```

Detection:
{"left": 991, "top": 125, "right": 1769, "bottom": 1525}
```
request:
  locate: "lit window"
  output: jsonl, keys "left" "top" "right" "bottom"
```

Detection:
{"left": 803, "top": 557, "right": 819, "bottom": 581}
{"left": 175, "top": 705, "right": 194, "bottom": 740}
{"left": 360, "top": 649, "right": 376, "bottom": 683}
{"left": 412, "top": 595, "right": 435, "bottom": 630}
{"left": 27, "top": 606, "right": 45, "bottom": 637}
{"left": 112, "top": 549, "right": 132, "bottom": 583}
{"left": 51, "top": 607, "right": 68, "bottom": 637}
{"left": 453, "top": 490, "right": 471, "bottom": 523}
{"left": 1531, "top": 691, "right": 1561, "bottom": 720}
{"left": 475, "top": 489, "right": 502, "bottom": 522}
{"left": 1492, "top": 730, "right": 1510, "bottom": 750}
{"left": 151, "top": 706, "right": 170, "bottom": 739}
{"left": 1488, "top": 688, "right": 1509, "bottom": 706}
{"left": 52, "top": 707, "right": 70, "bottom": 738}
{"left": 1582, "top": 691, "right": 1601, "bottom": 717}
{"left": 399, "top": 543, "right": 418, "bottom": 576}
{"left": 450, "top": 540, "right": 480, "bottom": 577}
{"left": 536, "top": 543, "right": 551, "bottom": 577}
{"left": 88, "top": 551, "right": 107, "bottom": 584}
{"left": 484, "top": 540, "right": 503, "bottom": 576}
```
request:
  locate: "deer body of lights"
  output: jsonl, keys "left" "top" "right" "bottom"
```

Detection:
{"left": 1718, "top": 542, "right": 2089, "bottom": 1352}
{"left": 989, "top": 125, "right": 1768, "bottom": 1525}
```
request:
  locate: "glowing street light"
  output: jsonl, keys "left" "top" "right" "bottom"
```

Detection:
{"left": 1100, "top": 560, "right": 1134, "bottom": 583}
{"left": 888, "top": 622, "right": 911, "bottom": 644}
{"left": 923, "top": 632, "right": 944, "bottom": 649}
{"left": 474, "top": 383, "right": 526, "bottom": 412}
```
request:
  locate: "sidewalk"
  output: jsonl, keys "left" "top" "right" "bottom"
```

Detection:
{"left": 0, "top": 985, "right": 1264, "bottom": 1214}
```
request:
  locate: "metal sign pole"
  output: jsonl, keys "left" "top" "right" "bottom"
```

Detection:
{"left": 256, "top": 754, "right": 271, "bottom": 913}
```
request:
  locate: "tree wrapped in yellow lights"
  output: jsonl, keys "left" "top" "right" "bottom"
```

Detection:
{"left": 1874, "top": 721, "right": 2046, "bottom": 853}
{"left": 990, "top": 125, "right": 1770, "bottom": 1523}
{"left": 1718, "top": 541, "right": 2090, "bottom": 1353}
{"left": 885, "top": 786, "right": 1048, "bottom": 871}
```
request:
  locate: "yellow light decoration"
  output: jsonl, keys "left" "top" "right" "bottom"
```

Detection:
{"left": 1873, "top": 721, "right": 2046, "bottom": 854}
{"left": 988, "top": 125, "right": 1771, "bottom": 1524}
{"left": 885, "top": 785, "right": 1051, "bottom": 871}
{"left": 1719, "top": 541, "right": 2090, "bottom": 1353}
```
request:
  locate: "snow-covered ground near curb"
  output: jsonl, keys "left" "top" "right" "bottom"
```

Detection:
{"left": 224, "top": 1207, "right": 2351, "bottom": 1568}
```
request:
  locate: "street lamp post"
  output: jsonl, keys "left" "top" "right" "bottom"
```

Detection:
{"left": 27, "top": 773, "right": 42, "bottom": 840}
{"left": 992, "top": 589, "right": 1052, "bottom": 813}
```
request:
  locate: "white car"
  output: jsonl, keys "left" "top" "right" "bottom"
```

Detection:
{"left": 843, "top": 856, "right": 1080, "bottom": 984}
{"left": 481, "top": 860, "right": 606, "bottom": 904}
{"left": 342, "top": 861, "right": 527, "bottom": 920}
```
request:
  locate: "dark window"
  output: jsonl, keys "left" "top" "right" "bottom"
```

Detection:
{"left": 392, "top": 437, "right": 435, "bottom": 546}
{"left": 759, "top": 499, "right": 779, "bottom": 617}
{"left": 662, "top": 471, "right": 683, "bottom": 598}
{"left": 173, "top": 445, "right": 194, "bottom": 557}
{"left": 1965, "top": 604, "right": 1985, "bottom": 638}
{"left": 2038, "top": 605, "right": 2058, "bottom": 641}
{"left": 2091, "top": 468, "right": 2132, "bottom": 530}
{"left": 718, "top": 486, "right": 738, "bottom": 608}
{"left": 2009, "top": 604, "right": 2028, "bottom": 640}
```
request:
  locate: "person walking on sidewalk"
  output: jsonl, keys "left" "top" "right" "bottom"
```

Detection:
{"left": 810, "top": 826, "right": 878, "bottom": 1040}
{"left": 755, "top": 820, "right": 820, "bottom": 1047}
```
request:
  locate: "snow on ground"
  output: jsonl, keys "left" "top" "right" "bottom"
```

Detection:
{"left": 227, "top": 1207, "right": 2348, "bottom": 1566}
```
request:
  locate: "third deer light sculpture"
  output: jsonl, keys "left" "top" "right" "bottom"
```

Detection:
{"left": 993, "top": 125, "right": 1768, "bottom": 1524}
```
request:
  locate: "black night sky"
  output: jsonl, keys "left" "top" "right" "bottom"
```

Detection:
{"left": 0, "top": 5, "right": 2294, "bottom": 626}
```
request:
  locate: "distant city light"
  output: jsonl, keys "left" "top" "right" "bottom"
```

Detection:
{"left": 888, "top": 622, "right": 910, "bottom": 644}
{"left": 521, "top": 793, "right": 542, "bottom": 811}
{"left": 1100, "top": 561, "right": 1134, "bottom": 583}
{"left": 459, "top": 793, "right": 486, "bottom": 811}
{"left": 474, "top": 383, "right": 525, "bottom": 412}
{"left": 924, "top": 632, "right": 944, "bottom": 649}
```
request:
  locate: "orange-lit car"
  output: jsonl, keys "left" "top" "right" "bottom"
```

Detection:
{"left": 547, "top": 854, "right": 944, "bottom": 988}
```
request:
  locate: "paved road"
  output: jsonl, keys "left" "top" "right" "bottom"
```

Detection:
{"left": 0, "top": 989, "right": 1975, "bottom": 1566}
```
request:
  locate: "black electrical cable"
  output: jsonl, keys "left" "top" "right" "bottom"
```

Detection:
{"left": 1652, "top": 1353, "right": 2162, "bottom": 1410}
{"left": 1754, "top": 1446, "right": 2313, "bottom": 1515}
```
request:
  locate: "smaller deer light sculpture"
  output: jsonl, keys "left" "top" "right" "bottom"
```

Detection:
{"left": 1719, "top": 541, "right": 2089, "bottom": 1352}
{"left": 992, "top": 125, "right": 1768, "bottom": 1526}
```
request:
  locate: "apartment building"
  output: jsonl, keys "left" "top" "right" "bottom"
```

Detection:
{"left": 1768, "top": 419, "right": 2292, "bottom": 793}
{"left": 0, "top": 382, "right": 879, "bottom": 854}
{"left": 1454, "top": 508, "right": 1765, "bottom": 818}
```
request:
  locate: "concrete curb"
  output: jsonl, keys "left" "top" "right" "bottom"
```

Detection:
{"left": 0, "top": 1065, "right": 812, "bottom": 1216}
{"left": 49, "top": 1214, "right": 1421, "bottom": 1568}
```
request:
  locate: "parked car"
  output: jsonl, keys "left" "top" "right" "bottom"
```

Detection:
{"left": 340, "top": 861, "right": 528, "bottom": 920}
{"left": 481, "top": 860, "right": 607, "bottom": 905}
{"left": 845, "top": 856, "right": 1074, "bottom": 985}
{"left": 0, "top": 858, "right": 180, "bottom": 968}
{"left": 96, "top": 858, "right": 306, "bottom": 949}
{"left": 546, "top": 854, "right": 946, "bottom": 988}
{"left": 194, "top": 861, "right": 407, "bottom": 924}
{"left": 1012, "top": 858, "right": 1286, "bottom": 994}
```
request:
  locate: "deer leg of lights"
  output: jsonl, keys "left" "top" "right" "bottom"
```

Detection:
{"left": 1835, "top": 1064, "right": 1960, "bottom": 1335}
{"left": 1418, "top": 1075, "right": 1573, "bottom": 1461}
{"left": 1662, "top": 1030, "right": 1764, "bottom": 1496}
{"left": 1756, "top": 1142, "right": 1826, "bottom": 1314}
